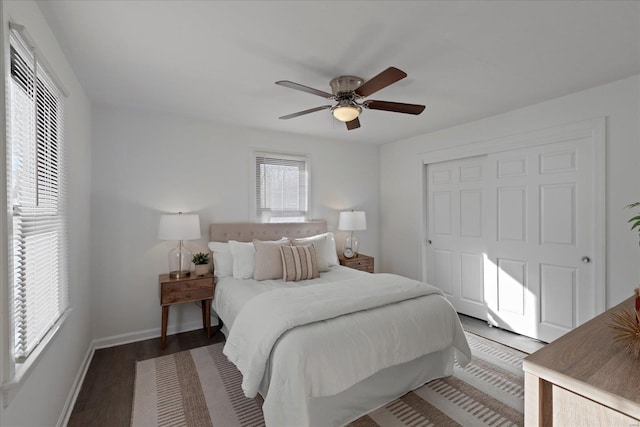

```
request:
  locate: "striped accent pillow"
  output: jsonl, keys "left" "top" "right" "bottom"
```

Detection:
{"left": 280, "top": 244, "right": 320, "bottom": 282}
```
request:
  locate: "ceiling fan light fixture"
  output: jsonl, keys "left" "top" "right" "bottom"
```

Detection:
{"left": 276, "top": 67, "right": 425, "bottom": 130}
{"left": 332, "top": 105, "right": 361, "bottom": 122}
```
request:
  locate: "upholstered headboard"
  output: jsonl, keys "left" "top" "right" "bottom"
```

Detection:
{"left": 209, "top": 220, "right": 328, "bottom": 243}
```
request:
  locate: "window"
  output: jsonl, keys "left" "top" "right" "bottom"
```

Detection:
{"left": 6, "top": 29, "right": 67, "bottom": 366}
{"left": 254, "top": 152, "right": 309, "bottom": 223}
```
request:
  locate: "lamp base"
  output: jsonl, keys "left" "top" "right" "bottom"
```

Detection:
{"left": 345, "top": 234, "right": 360, "bottom": 256}
{"left": 168, "top": 240, "right": 193, "bottom": 280}
{"left": 169, "top": 270, "right": 191, "bottom": 279}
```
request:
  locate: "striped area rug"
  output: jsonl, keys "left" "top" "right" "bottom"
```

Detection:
{"left": 131, "top": 332, "right": 527, "bottom": 426}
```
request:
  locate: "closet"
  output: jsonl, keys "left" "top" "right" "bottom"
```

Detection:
{"left": 424, "top": 120, "right": 603, "bottom": 342}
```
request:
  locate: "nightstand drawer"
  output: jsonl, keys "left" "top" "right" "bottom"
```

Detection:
{"left": 161, "top": 287, "right": 213, "bottom": 305}
{"left": 159, "top": 273, "right": 215, "bottom": 306}
{"left": 162, "top": 277, "right": 213, "bottom": 293}
{"left": 339, "top": 254, "right": 374, "bottom": 273}
{"left": 346, "top": 259, "right": 372, "bottom": 268}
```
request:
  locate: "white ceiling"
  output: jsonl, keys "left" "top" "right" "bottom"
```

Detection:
{"left": 37, "top": 0, "right": 640, "bottom": 145}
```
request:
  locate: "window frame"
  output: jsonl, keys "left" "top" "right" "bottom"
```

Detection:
{"left": 252, "top": 150, "right": 311, "bottom": 223}
{"left": 2, "top": 23, "right": 69, "bottom": 399}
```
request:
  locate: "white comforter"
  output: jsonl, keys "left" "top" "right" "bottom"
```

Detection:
{"left": 222, "top": 272, "right": 471, "bottom": 426}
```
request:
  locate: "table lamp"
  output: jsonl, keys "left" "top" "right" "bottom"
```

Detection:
{"left": 338, "top": 210, "right": 367, "bottom": 258}
{"left": 158, "top": 212, "right": 201, "bottom": 278}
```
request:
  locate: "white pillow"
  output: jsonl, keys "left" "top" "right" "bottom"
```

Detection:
{"left": 207, "top": 242, "right": 233, "bottom": 278}
{"left": 291, "top": 235, "right": 328, "bottom": 272}
{"left": 229, "top": 240, "right": 256, "bottom": 279}
{"left": 291, "top": 232, "right": 339, "bottom": 267}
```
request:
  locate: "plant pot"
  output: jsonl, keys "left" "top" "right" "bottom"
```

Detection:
{"left": 194, "top": 263, "right": 209, "bottom": 277}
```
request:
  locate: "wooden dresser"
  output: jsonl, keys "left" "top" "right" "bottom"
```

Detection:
{"left": 523, "top": 296, "right": 640, "bottom": 426}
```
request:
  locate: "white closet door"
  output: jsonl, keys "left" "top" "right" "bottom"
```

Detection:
{"left": 426, "top": 156, "right": 488, "bottom": 319}
{"left": 484, "top": 138, "right": 594, "bottom": 342}
{"left": 426, "top": 136, "right": 595, "bottom": 343}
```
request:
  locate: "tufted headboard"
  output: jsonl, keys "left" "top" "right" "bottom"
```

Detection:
{"left": 209, "top": 220, "right": 328, "bottom": 243}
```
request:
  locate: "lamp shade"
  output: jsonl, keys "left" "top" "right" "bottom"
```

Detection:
{"left": 338, "top": 211, "right": 367, "bottom": 231}
{"left": 157, "top": 213, "right": 201, "bottom": 241}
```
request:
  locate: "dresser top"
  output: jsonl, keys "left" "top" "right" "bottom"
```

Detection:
{"left": 524, "top": 296, "right": 640, "bottom": 413}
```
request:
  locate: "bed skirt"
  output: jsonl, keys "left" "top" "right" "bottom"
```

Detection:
{"left": 280, "top": 348, "right": 454, "bottom": 427}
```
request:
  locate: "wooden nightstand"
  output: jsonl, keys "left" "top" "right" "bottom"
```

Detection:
{"left": 338, "top": 253, "right": 374, "bottom": 273}
{"left": 159, "top": 272, "right": 215, "bottom": 349}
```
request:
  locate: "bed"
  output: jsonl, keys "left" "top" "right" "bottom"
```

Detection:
{"left": 209, "top": 221, "right": 471, "bottom": 427}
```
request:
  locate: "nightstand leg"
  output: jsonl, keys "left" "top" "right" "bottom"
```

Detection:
{"left": 204, "top": 299, "right": 212, "bottom": 338}
{"left": 201, "top": 300, "right": 206, "bottom": 329}
{"left": 161, "top": 306, "right": 169, "bottom": 349}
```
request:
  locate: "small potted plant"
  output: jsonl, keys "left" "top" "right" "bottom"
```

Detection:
{"left": 627, "top": 202, "right": 640, "bottom": 245}
{"left": 192, "top": 252, "right": 210, "bottom": 276}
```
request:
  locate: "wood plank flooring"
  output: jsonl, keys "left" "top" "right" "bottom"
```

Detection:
{"left": 67, "top": 315, "right": 543, "bottom": 426}
{"left": 68, "top": 329, "right": 224, "bottom": 427}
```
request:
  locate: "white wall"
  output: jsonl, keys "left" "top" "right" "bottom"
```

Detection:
{"left": 91, "top": 106, "right": 380, "bottom": 342}
{"left": 380, "top": 75, "right": 640, "bottom": 309}
{"left": 0, "top": 1, "right": 92, "bottom": 426}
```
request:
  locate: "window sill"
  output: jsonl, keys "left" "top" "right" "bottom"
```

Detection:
{"left": 2, "top": 308, "right": 71, "bottom": 408}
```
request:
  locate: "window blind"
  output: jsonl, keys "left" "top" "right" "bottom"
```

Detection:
{"left": 255, "top": 153, "right": 309, "bottom": 223}
{"left": 7, "top": 30, "right": 68, "bottom": 363}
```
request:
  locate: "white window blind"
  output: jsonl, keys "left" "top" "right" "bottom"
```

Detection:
{"left": 255, "top": 152, "right": 309, "bottom": 223}
{"left": 7, "top": 30, "right": 68, "bottom": 363}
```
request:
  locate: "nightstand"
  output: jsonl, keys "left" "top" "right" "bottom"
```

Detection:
{"left": 338, "top": 253, "right": 374, "bottom": 273}
{"left": 159, "top": 272, "right": 215, "bottom": 349}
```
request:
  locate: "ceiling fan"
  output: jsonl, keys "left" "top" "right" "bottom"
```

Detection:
{"left": 275, "top": 67, "right": 425, "bottom": 130}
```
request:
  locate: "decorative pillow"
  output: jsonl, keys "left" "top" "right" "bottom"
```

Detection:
{"left": 290, "top": 235, "right": 329, "bottom": 272}
{"left": 253, "top": 239, "right": 290, "bottom": 281}
{"left": 280, "top": 244, "right": 320, "bottom": 282}
{"left": 290, "top": 232, "right": 339, "bottom": 267}
{"left": 207, "top": 242, "right": 233, "bottom": 278}
{"left": 229, "top": 240, "right": 256, "bottom": 279}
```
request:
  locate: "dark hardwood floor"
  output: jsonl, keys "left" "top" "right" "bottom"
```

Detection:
{"left": 68, "top": 329, "right": 224, "bottom": 427}
{"left": 67, "top": 315, "right": 543, "bottom": 426}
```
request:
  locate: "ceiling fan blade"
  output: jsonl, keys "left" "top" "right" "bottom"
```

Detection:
{"left": 355, "top": 67, "right": 407, "bottom": 97}
{"left": 364, "top": 100, "right": 425, "bottom": 115}
{"left": 346, "top": 117, "right": 361, "bottom": 130}
{"left": 275, "top": 80, "right": 334, "bottom": 98}
{"left": 279, "top": 105, "right": 332, "bottom": 120}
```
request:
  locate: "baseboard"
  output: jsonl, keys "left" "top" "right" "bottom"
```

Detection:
{"left": 93, "top": 320, "right": 205, "bottom": 349}
{"left": 57, "top": 340, "right": 95, "bottom": 427}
